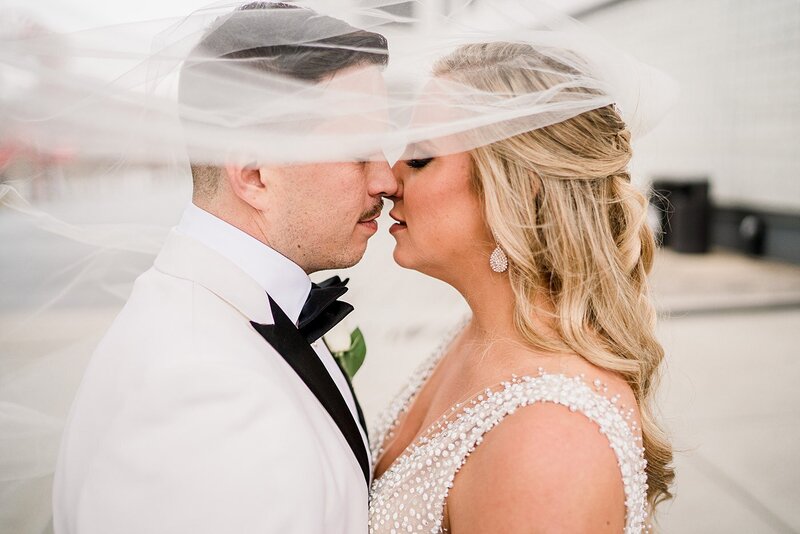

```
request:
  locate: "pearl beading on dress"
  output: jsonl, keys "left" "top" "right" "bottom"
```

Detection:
{"left": 369, "top": 342, "right": 650, "bottom": 534}
{"left": 369, "top": 348, "right": 444, "bottom": 462}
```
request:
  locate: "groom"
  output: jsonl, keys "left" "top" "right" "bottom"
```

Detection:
{"left": 53, "top": 4, "right": 395, "bottom": 534}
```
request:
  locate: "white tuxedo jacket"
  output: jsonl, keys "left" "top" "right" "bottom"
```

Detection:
{"left": 53, "top": 230, "right": 370, "bottom": 534}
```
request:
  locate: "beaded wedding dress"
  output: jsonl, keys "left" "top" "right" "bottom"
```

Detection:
{"left": 368, "top": 334, "right": 651, "bottom": 534}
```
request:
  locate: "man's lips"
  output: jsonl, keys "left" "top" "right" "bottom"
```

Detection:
{"left": 357, "top": 215, "right": 379, "bottom": 234}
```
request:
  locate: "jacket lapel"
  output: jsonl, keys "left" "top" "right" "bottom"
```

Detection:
{"left": 251, "top": 296, "right": 371, "bottom": 487}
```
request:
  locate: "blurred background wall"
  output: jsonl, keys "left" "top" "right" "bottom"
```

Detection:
{"left": 577, "top": 0, "right": 800, "bottom": 264}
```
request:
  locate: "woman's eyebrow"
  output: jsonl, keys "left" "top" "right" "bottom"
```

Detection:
{"left": 401, "top": 141, "right": 437, "bottom": 158}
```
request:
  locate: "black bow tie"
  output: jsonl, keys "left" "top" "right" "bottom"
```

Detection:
{"left": 297, "top": 276, "right": 354, "bottom": 344}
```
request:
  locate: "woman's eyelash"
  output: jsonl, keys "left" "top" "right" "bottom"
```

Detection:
{"left": 406, "top": 158, "right": 433, "bottom": 169}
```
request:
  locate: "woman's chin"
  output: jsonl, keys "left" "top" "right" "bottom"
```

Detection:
{"left": 392, "top": 246, "right": 414, "bottom": 270}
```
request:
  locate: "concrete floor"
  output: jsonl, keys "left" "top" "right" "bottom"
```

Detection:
{"left": 654, "top": 309, "right": 799, "bottom": 533}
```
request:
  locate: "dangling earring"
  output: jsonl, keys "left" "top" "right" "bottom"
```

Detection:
{"left": 489, "top": 245, "right": 508, "bottom": 273}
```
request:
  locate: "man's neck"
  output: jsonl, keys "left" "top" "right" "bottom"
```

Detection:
{"left": 177, "top": 202, "right": 313, "bottom": 322}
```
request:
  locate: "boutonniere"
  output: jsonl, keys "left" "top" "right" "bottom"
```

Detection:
{"left": 323, "top": 320, "right": 366, "bottom": 380}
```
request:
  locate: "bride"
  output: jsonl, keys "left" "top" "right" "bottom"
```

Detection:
{"left": 369, "top": 42, "right": 674, "bottom": 533}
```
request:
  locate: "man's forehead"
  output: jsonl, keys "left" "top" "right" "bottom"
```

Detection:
{"left": 323, "top": 64, "right": 388, "bottom": 95}
{"left": 296, "top": 65, "right": 391, "bottom": 159}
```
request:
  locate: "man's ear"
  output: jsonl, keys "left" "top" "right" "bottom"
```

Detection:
{"left": 224, "top": 163, "right": 266, "bottom": 209}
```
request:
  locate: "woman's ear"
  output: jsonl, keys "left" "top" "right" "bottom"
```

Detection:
{"left": 224, "top": 163, "right": 266, "bottom": 209}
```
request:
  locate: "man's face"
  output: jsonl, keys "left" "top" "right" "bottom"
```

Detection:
{"left": 258, "top": 66, "right": 396, "bottom": 272}
{"left": 259, "top": 158, "right": 395, "bottom": 272}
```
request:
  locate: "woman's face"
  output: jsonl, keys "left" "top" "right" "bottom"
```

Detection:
{"left": 388, "top": 151, "right": 494, "bottom": 282}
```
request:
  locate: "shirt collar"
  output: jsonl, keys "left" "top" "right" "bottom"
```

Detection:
{"left": 176, "top": 203, "right": 312, "bottom": 324}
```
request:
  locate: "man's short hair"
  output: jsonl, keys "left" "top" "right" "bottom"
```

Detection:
{"left": 179, "top": 2, "right": 389, "bottom": 196}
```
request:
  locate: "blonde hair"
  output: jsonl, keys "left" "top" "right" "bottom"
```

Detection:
{"left": 434, "top": 42, "right": 674, "bottom": 509}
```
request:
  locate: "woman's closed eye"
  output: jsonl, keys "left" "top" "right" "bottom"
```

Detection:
{"left": 405, "top": 158, "right": 433, "bottom": 169}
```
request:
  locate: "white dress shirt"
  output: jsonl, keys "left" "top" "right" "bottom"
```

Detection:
{"left": 175, "top": 203, "right": 370, "bottom": 459}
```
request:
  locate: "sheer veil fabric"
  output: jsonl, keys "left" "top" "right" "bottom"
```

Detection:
{"left": 0, "top": 1, "right": 677, "bottom": 531}
{"left": 2, "top": 0, "right": 677, "bottom": 166}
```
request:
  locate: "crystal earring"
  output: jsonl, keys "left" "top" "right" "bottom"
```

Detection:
{"left": 489, "top": 245, "right": 508, "bottom": 273}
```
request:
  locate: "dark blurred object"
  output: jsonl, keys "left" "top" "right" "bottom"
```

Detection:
{"left": 738, "top": 214, "right": 766, "bottom": 255}
{"left": 714, "top": 208, "right": 766, "bottom": 256}
{"left": 651, "top": 178, "right": 711, "bottom": 254}
{"left": 713, "top": 207, "right": 800, "bottom": 264}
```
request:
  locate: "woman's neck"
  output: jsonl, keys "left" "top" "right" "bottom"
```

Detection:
{"left": 451, "top": 266, "right": 559, "bottom": 355}
{"left": 460, "top": 272, "right": 519, "bottom": 341}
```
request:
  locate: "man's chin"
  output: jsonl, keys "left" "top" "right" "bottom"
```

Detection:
{"left": 335, "top": 256, "right": 362, "bottom": 270}
{"left": 327, "top": 241, "right": 368, "bottom": 270}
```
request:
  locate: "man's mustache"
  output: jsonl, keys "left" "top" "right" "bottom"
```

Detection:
{"left": 360, "top": 200, "right": 384, "bottom": 221}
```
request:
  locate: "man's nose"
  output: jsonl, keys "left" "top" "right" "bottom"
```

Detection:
{"left": 389, "top": 161, "right": 404, "bottom": 200}
{"left": 368, "top": 159, "right": 398, "bottom": 198}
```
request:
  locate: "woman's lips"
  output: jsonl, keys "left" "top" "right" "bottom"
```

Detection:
{"left": 389, "top": 211, "right": 406, "bottom": 234}
{"left": 389, "top": 222, "right": 407, "bottom": 234}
